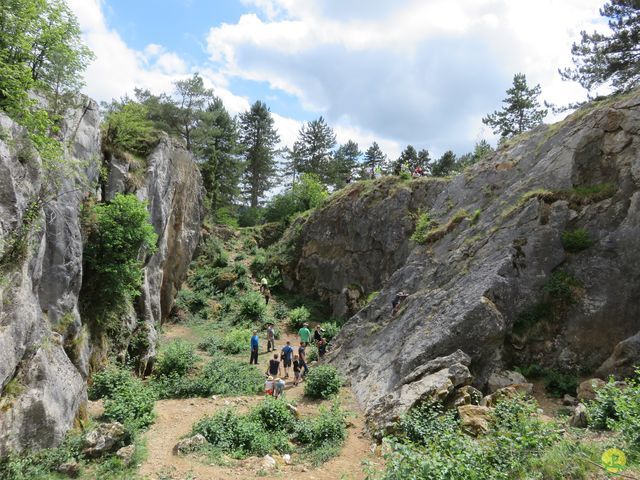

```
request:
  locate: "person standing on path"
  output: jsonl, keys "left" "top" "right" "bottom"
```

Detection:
{"left": 298, "top": 342, "right": 309, "bottom": 377}
{"left": 263, "top": 287, "right": 271, "bottom": 305}
{"left": 260, "top": 277, "right": 268, "bottom": 293}
{"left": 250, "top": 331, "right": 259, "bottom": 364}
{"left": 281, "top": 341, "right": 294, "bottom": 378}
{"left": 274, "top": 377, "right": 286, "bottom": 399}
{"left": 292, "top": 355, "right": 301, "bottom": 386}
{"left": 298, "top": 323, "right": 311, "bottom": 346}
{"left": 266, "top": 323, "right": 275, "bottom": 352}
{"left": 266, "top": 353, "right": 280, "bottom": 378}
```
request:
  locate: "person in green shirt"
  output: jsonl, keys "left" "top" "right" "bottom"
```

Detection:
{"left": 298, "top": 323, "right": 311, "bottom": 346}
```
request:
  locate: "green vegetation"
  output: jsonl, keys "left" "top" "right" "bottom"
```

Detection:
{"left": 264, "top": 173, "right": 328, "bottom": 223}
{"left": 304, "top": 366, "right": 342, "bottom": 399}
{"left": 543, "top": 371, "right": 579, "bottom": 398}
{"left": 191, "top": 399, "right": 347, "bottom": 463}
{"left": 151, "top": 356, "right": 263, "bottom": 399}
{"left": 288, "top": 305, "right": 311, "bottom": 330}
{"left": 410, "top": 211, "right": 432, "bottom": 244}
{"left": 102, "top": 99, "right": 159, "bottom": 157}
{"left": 562, "top": 228, "right": 594, "bottom": 252}
{"left": 80, "top": 194, "right": 157, "bottom": 331}
{"left": 543, "top": 270, "right": 583, "bottom": 305}
{"left": 154, "top": 340, "right": 200, "bottom": 378}
{"left": 420, "top": 209, "right": 470, "bottom": 243}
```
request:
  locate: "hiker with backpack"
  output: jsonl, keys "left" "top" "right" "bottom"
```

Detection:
{"left": 281, "top": 341, "right": 294, "bottom": 378}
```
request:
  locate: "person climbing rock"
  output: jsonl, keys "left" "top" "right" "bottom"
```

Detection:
{"left": 299, "top": 323, "right": 311, "bottom": 346}
{"left": 266, "top": 353, "right": 280, "bottom": 377}
{"left": 266, "top": 323, "right": 275, "bottom": 352}
{"left": 313, "top": 324, "right": 323, "bottom": 344}
{"left": 281, "top": 341, "right": 294, "bottom": 378}
{"left": 392, "top": 291, "right": 409, "bottom": 315}
{"left": 250, "top": 331, "right": 259, "bottom": 364}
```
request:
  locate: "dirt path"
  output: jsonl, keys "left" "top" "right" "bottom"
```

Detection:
{"left": 138, "top": 326, "right": 378, "bottom": 480}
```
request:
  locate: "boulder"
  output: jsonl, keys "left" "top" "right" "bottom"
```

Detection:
{"left": 458, "top": 405, "right": 492, "bottom": 436}
{"left": 452, "top": 385, "right": 483, "bottom": 407}
{"left": 569, "top": 404, "right": 589, "bottom": 428}
{"left": 577, "top": 378, "right": 607, "bottom": 402}
{"left": 116, "top": 445, "right": 136, "bottom": 466}
{"left": 173, "top": 433, "right": 207, "bottom": 455}
{"left": 282, "top": 453, "right": 292, "bottom": 465}
{"left": 262, "top": 454, "right": 277, "bottom": 470}
{"left": 481, "top": 384, "right": 533, "bottom": 408}
{"left": 83, "top": 422, "right": 126, "bottom": 458}
{"left": 563, "top": 394, "right": 577, "bottom": 406}
{"left": 487, "top": 370, "right": 528, "bottom": 393}
{"left": 57, "top": 461, "right": 80, "bottom": 478}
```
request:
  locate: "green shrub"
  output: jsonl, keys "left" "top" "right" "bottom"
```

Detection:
{"left": 152, "top": 356, "right": 263, "bottom": 399}
{"left": 304, "top": 365, "right": 342, "bottom": 399}
{"left": 236, "top": 291, "right": 267, "bottom": 323}
{"left": 561, "top": 228, "right": 594, "bottom": 252}
{"left": 543, "top": 371, "right": 578, "bottom": 398}
{"left": 585, "top": 380, "right": 621, "bottom": 430}
{"left": 306, "top": 344, "right": 319, "bottom": 362}
{"left": 174, "top": 288, "right": 210, "bottom": 318}
{"left": 410, "top": 211, "right": 432, "bottom": 244}
{"left": 264, "top": 173, "right": 328, "bottom": 223}
{"left": 212, "top": 269, "right": 238, "bottom": 290}
{"left": 250, "top": 252, "right": 267, "bottom": 277}
{"left": 198, "top": 335, "right": 222, "bottom": 355}
{"left": 274, "top": 303, "right": 289, "bottom": 320}
{"left": 221, "top": 328, "right": 252, "bottom": 355}
{"left": 89, "top": 365, "right": 133, "bottom": 400}
{"left": 154, "top": 340, "right": 199, "bottom": 377}
{"left": 250, "top": 397, "right": 295, "bottom": 431}
{"left": 514, "top": 363, "right": 546, "bottom": 379}
{"left": 288, "top": 306, "right": 310, "bottom": 330}
{"left": 80, "top": 194, "right": 157, "bottom": 326}
{"left": 294, "top": 402, "right": 347, "bottom": 450}
{"left": 103, "top": 378, "right": 156, "bottom": 431}
{"left": 102, "top": 101, "right": 158, "bottom": 156}
{"left": 320, "top": 322, "right": 340, "bottom": 342}
{"left": 233, "top": 263, "right": 248, "bottom": 277}
{"left": 544, "top": 271, "right": 582, "bottom": 305}
{"left": 238, "top": 207, "right": 264, "bottom": 227}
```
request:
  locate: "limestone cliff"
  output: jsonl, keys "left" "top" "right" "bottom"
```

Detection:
{"left": 277, "top": 91, "right": 640, "bottom": 426}
{"left": 0, "top": 99, "right": 203, "bottom": 455}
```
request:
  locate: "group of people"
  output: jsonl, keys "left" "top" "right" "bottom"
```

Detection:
{"left": 250, "top": 321, "right": 330, "bottom": 398}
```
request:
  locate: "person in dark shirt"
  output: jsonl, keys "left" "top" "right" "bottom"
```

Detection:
{"left": 318, "top": 338, "right": 327, "bottom": 357}
{"left": 292, "top": 355, "right": 301, "bottom": 386}
{"left": 266, "top": 353, "right": 280, "bottom": 377}
{"left": 298, "top": 342, "right": 309, "bottom": 377}
{"left": 313, "top": 325, "right": 323, "bottom": 344}
{"left": 281, "top": 341, "right": 294, "bottom": 378}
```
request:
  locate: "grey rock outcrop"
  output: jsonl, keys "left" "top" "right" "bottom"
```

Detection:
{"left": 0, "top": 99, "right": 203, "bottom": 455}
{"left": 487, "top": 370, "right": 528, "bottom": 393}
{"left": 279, "top": 91, "right": 640, "bottom": 426}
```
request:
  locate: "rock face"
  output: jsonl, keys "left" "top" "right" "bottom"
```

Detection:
{"left": 278, "top": 92, "right": 640, "bottom": 426}
{"left": 103, "top": 135, "right": 204, "bottom": 374}
{"left": 0, "top": 100, "right": 203, "bottom": 455}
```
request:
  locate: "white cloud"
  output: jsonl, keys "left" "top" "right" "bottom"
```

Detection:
{"left": 207, "top": 0, "right": 606, "bottom": 154}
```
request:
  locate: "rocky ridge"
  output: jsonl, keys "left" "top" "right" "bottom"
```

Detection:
{"left": 276, "top": 91, "right": 640, "bottom": 427}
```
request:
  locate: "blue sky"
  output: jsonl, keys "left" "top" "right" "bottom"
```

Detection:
{"left": 68, "top": 0, "right": 606, "bottom": 158}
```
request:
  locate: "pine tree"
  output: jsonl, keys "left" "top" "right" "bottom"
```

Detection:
{"left": 294, "top": 116, "right": 337, "bottom": 183}
{"left": 328, "top": 140, "right": 361, "bottom": 188}
{"left": 561, "top": 1, "right": 640, "bottom": 93}
{"left": 393, "top": 145, "right": 418, "bottom": 173}
{"left": 363, "top": 142, "right": 387, "bottom": 178}
{"left": 482, "top": 73, "right": 547, "bottom": 138}
{"left": 192, "top": 97, "right": 242, "bottom": 213}
{"left": 431, "top": 150, "right": 457, "bottom": 177}
{"left": 239, "top": 101, "right": 280, "bottom": 208}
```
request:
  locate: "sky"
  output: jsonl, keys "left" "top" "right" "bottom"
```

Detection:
{"left": 67, "top": 0, "right": 607, "bottom": 159}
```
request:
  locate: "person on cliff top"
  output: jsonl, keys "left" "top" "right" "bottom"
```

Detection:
{"left": 298, "top": 323, "right": 311, "bottom": 346}
{"left": 266, "top": 323, "right": 275, "bottom": 352}
{"left": 281, "top": 341, "right": 294, "bottom": 378}
{"left": 250, "top": 331, "right": 259, "bottom": 364}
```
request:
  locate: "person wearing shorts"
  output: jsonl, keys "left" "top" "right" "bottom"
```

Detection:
{"left": 281, "top": 341, "right": 293, "bottom": 378}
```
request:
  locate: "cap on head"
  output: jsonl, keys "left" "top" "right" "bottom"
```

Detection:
{"left": 267, "top": 376, "right": 273, "bottom": 381}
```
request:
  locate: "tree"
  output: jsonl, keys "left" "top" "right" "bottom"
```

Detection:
{"left": 363, "top": 142, "right": 387, "bottom": 177}
{"left": 482, "top": 73, "right": 547, "bottom": 138}
{"left": 293, "top": 116, "right": 337, "bottom": 183}
{"left": 456, "top": 140, "right": 495, "bottom": 170}
{"left": 193, "top": 97, "right": 242, "bottom": 213}
{"left": 282, "top": 143, "right": 304, "bottom": 187}
{"left": 173, "top": 73, "right": 214, "bottom": 151}
{"left": 239, "top": 101, "right": 280, "bottom": 208}
{"left": 431, "top": 150, "right": 457, "bottom": 177}
{"left": 393, "top": 145, "right": 418, "bottom": 173}
{"left": 327, "top": 140, "right": 361, "bottom": 188}
{"left": 561, "top": 1, "right": 640, "bottom": 93}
